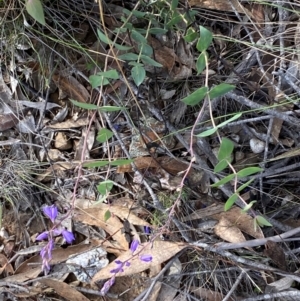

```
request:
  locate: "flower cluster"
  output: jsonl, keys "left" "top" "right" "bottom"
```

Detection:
{"left": 100, "top": 239, "right": 153, "bottom": 295}
{"left": 36, "top": 205, "right": 75, "bottom": 274}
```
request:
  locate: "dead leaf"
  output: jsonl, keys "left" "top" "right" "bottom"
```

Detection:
{"left": 15, "top": 243, "right": 98, "bottom": 275}
{"left": 46, "top": 117, "right": 89, "bottom": 129}
{"left": 264, "top": 241, "right": 287, "bottom": 271}
{"left": 39, "top": 278, "right": 90, "bottom": 301}
{"left": 213, "top": 207, "right": 264, "bottom": 239}
{"left": 52, "top": 73, "right": 90, "bottom": 103}
{"left": 214, "top": 216, "right": 247, "bottom": 245}
{"left": 92, "top": 240, "right": 185, "bottom": 283}
{"left": 191, "top": 286, "right": 239, "bottom": 301}
{"left": 73, "top": 207, "right": 129, "bottom": 251}
{"left": 74, "top": 200, "right": 151, "bottom": 227}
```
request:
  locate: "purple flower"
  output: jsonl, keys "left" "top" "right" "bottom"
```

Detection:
{"left": 100, "top": 276, "right": 115, "bottom": 295}
{"left": 43, "top": 205, "right": 58, "bottom": 223}
{"left": 40, "top": 239, "right": 55, "bottom": 274}
{"left": 61, "top": 230, "right": 75, "bottom": 244}
{"left": 140, "top": 254, "right": 152, "bottom": 262}
{"left": 144, "top": 226, "right": 151, "bottom": 234}
{"left": 130, "top": 239, "right": 139, "bottom": 253}
{"left": 110, "top": 260, "right": 124, "bottom": 274}
{"left": 36, "top": 231, "right": 49, "bottom": 241}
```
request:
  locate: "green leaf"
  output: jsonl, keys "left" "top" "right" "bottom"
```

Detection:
{"left": 209, "top": 83, "right": 235, "bottom": 99}
{"left": 218, "top": 113, "right": 242, "bottom": 128}
{"left": 26, "top": 0, "right": 45, "bottom": 25}
{"left": 131, "top": 10, "right": 147, "bottom": 18}
{"left": 97, "top": 28, "right": 112, "bottom": 45}
{"left": 214, "top": 159, "right": 229, "bottom": 173}
{"left": 236, "top": 179, "right": 254, "bottom": 193}
{"left": 132, "top": 65, "right": 145, "bottom": 86}
{"left": 171, "top": 0, "right": 179, "bottom": 10}
{"left": 138, "top": 43, "right": 153, "bottom": 56}
{"left": 83, "top": 161, "right": 110, "bottom": 168}
{"left": 211, "top": 174, "right": 235, "bottom": 187}
{"left": 197, "top": 26, "right": 213, "bottom": 52}
{"left": 70, "top": 99, "right": 99, "bottom": 110}
{"left": 128, "top": 61, "right": 143, "bottom": 67}
{"left": 97, "top": 128, "right": 114, "bottom": 143}
{"left": 114, "top": 44, "right": 133, "bottom": 51}
{"left": 218, "top": 138, "right": 234, "bottom": 161}
{"left": 255, "top": 215, "right": 272, "bottom": 227}
{"left": 224, "top": 193, "right": 239, "bottom": 211}
{"left": 99, "top": 106, "right": 124, "bottom": 112}
{"left": 149, "top": 28, "right": 168, "bottom": 34}
{"left": 104, "top": 210, "right": 111, "bottom": 222}
{"left": 89, "top": 75, "right": 109, "bottom": 89}
{"left": 141, "top": 55, "right": 163, "bottom": 67}
{"left": 184, "top": 28, "right": 199, "bottom": 43}
{"left": 118, "top": 53, "right": 139, "bottom": 61}
{"left": 181, "top": 86, "right": 208, "bottom": 106}
{"left": 97, "top": 70, "right": 119, "bottom": 79}
{"left": 241, "top": 201, "right": 256, "bottom": 213}
{"left": 110, "top": 159, "right": 133, "bottom": 166}
{"left": 196, "top": 127, "right": 217, "bottom": 137}
{"left": 97, "top": 180, "right": 114, "bottom": 195}
{"left": 237, "top": 167, "right": 263, "bottom": 178}
{"left": 131, "top": 30, "right": 147, "bottom": 44}
{"left": 167, "top": 12, "right": 183, "bottom": 28}
{"left": 196, "top": 51, "right": 207, "bottom": 74}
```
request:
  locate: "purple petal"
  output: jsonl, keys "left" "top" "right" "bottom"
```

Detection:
{"left": 100, "top": 276, "right": 115, "bottom": 295}
{"left": 110, "top": 260, "right": 125, "bottom": 274}
{"left": 125, "top": 261, "right": 131, "bottom": 267}
{"left": 43, "top": 205, "right": 58, "bottom": 223}
{"left": 36, "top": 231, "right": 49, "bottom": 241}
{"left": 130, "top": 239, "right": 139, "bottom": 253}
{"left": 61, "top": 230, "right": 75, "bottom": 244}
{"left": 140, "top": 254, "right": 153, "bottom": 262}
{"left": 144, "top": 226, "right": 151, "bottom": 234}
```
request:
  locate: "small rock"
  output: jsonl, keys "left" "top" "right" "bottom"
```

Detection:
{"left": 250, "top": 138, "right": 265, "bottom": 154}
{"left": 54, "top": 132, "right": 72, "bottom": 150}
